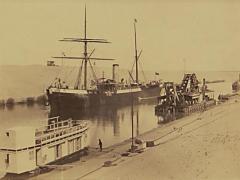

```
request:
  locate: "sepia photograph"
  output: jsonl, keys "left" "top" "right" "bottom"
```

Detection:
{"left": 1, "top": 0, "right": 240, "bottom": 179}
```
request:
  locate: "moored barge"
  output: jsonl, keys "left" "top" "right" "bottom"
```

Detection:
{"left": 155, "top": 73, "right": 216, "bottom": 123}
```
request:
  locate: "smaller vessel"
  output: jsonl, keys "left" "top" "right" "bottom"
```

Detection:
{"left": 232, "top": 73, "right": 240, "bottom": 92}
{"left": 155, "top": 73, "right": 216, "bottom": 123}
{"left": 0, "top": 117, "right": 89, "bottom": 174}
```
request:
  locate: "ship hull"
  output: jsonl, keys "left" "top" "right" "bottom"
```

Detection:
{"left": 155, "top": 99, "right": 216, "bottom": 123}
{"left": 47, "top": 86, "right": 161, "bottom": 114}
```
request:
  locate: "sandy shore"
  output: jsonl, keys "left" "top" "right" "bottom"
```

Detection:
{"left": 28, "top": 96, "right": 240, "bottom": 180}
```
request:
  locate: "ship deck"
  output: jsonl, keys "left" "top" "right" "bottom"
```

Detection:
{"left": 35, "top": 117, "right": 88, "bottom": 147}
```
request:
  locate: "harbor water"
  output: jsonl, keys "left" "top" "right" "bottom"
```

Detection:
{"left": 0, "top": 66, "right": 236, "bottom": 148}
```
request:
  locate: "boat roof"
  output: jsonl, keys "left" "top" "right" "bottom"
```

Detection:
{"left": 6, "top": 126, "right": 35, "bottom": 132}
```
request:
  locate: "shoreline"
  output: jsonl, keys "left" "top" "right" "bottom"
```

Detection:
{"left": 0, "top": 94, "right": 47, "bottom": 107}
{"left": 26, "top": 95, "right": 240, "bottom": 180}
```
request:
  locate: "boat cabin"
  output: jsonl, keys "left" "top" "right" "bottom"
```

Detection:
{"left": 0, "top": 117, "right": 89, "bottom": 174}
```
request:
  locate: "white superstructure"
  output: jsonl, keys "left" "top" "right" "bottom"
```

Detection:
{"left": 0, "top": 117, "right": 89, "bottom": 174}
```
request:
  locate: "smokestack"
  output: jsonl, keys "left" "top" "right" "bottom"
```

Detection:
{"left": 112, "top": 64, "right": 119, "bottom": 82}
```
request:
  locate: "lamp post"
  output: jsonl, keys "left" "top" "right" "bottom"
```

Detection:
{"left": 131, "top": 87, "right": 134, "bottom": 152}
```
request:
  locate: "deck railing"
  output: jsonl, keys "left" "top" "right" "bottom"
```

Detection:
{"left": 35, "top": 118, "right": 88, "bottom": 145}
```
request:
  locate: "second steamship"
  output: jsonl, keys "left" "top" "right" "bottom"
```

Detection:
{"left": 47, "top": 7, "right": 162, "bottom": 112}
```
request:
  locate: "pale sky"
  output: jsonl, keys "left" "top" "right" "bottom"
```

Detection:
{"left": 0, "top": 0, "right": 240, "bottom": 71}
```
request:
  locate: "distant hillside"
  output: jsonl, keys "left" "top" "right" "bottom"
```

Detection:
{"left": 0, "top": 65, "right": 237, "bottom": 99}
{"left": 0, "top": 65, "right": 159, "bottom": 99}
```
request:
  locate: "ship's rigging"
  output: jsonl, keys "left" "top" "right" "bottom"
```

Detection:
{"left": 129, "top": 19, "right": 147, "bottom": 84}
{"left": 46, "top": 8, "right": 162, "bottom": 113}
{"left": 52, "top": 6, "right": 114, "bottom": 90}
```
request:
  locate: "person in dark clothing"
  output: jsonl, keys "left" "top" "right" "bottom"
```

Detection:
{"left": 98, "top": 139, "right": 103, "bottom": 152}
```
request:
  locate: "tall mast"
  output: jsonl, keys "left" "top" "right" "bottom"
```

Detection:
{"left": 52, "top": 7, "right": 114, "bottom": 90}
{"left": 134, "top": 19, "right": 138, "bottom": 84}
{"left": 84, "top": 5, "right": 88, "bottom": 90}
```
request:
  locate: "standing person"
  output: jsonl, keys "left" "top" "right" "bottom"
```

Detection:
{"left": 98, "top": 139, "right": 103, "bottom": 152}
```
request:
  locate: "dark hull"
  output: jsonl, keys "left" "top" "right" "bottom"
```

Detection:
{"left": 48, "top": 86, "right": 160, "bottom": 114}
{"left": 155, "top": 99, "right": 216, "bottom": 123}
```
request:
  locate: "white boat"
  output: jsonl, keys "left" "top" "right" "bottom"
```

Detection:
{"left": 0, "top": 117, "right": 89, "bottom": 174}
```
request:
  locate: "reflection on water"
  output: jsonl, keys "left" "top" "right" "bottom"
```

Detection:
{"left": 0, "top": 81, "right": 233, "bottom": 147}
{"left": 0, "top": 102, "right": 158, "bottom": 147}
{"left": 51, "top": 102, "right": 158, "bottom": 147}
{"left": 0, "top": 104, "right": 49, "bottom": 130}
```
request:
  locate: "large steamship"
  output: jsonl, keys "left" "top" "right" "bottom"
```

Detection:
{"left": 46, "top": 7, "right": 161, "bottom": 112}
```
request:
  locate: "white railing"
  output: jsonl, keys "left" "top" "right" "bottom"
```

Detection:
{"left": 35, "top": 121, "right": 88, "bottom": 145}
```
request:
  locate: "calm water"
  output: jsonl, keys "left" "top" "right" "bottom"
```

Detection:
{"left": 0, "top": 81, "right": 233, "bottom": 148}
{"left": 0, "top": 103, "right": 157, "bottom": 147}
{"left": 0, "top": 67, "right": 236, "bottom": 148}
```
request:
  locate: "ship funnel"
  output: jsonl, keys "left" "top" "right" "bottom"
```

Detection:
{"left": 112, "top": 64, "right": 119, "bottom": 82}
